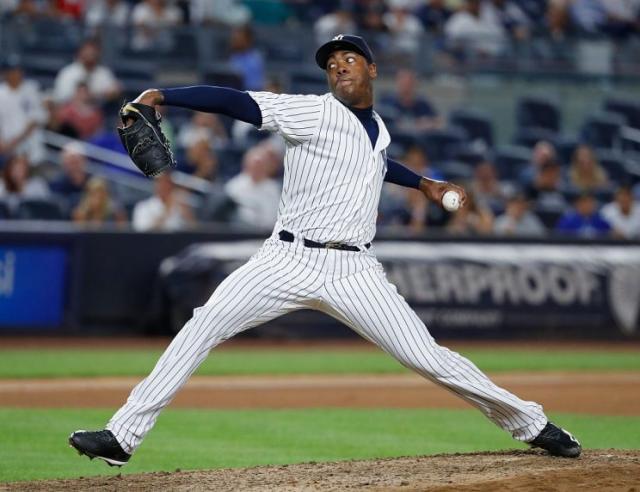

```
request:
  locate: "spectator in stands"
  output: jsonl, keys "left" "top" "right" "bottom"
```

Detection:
{"left": 446, "top": 190, "right": 494, "bottom": 235}
{"left": 519, "top": 140, "right": 559, "bottom": 186}
{"left": 483, "top": 0, "right": 531, "bottom": 42}
{"left": 85, "top": 0, "right": 131, "bottom": 30}
{"left": 49, "top": 0, "right": 84, "bottom": 20}
{"left": 379, "top": 69, "right": 442, "bottom": 132}
{"left": 383, "top": 0, "right": 425, "bottom": 56}
{"left": 72, "top": 176, "right": 127, "bottom": 226}
{"left": 177, "top": 112, "right": 228, "bottom": 150}
{"left": 50, "top": 142, "right": 90, "bottom": 207}
{"left": 0, "top": 1, "right": 30, "bottom": 17}
{"left": 132, "top": 172, "right": 195, "bottom": 231}
{"left": 357, "top": 2, "right": 390, "bottom": 35}
{"left": 570, "top": 0, "right": 639, "bottom": 39}
{"left": 546, "top": 0, "right": 571, "bottom": 39}
{"left": 225, "top": 144, "right": 281, "bottom": 230}
{"left": 56, "top": 82, "right": 104, "bottom": 140}
{"left": 314, "top": 6, "right": 356, "bottom": 44}
{"left": 228, "top": 25, "right": 265, "bottom": 91}
{"left": 415, "top": 0, "right": 453, "bottom": 34}
{"left": 379, "top": 145, "right": 443, "bottom": 231}
{"left": 52, "top": 39, "right": 121, "bottom": 105}
{"left": 469, "top": 160, "right": 510, "bottom": 212}
{"left": 601, "top": 185, "right": 640, "bottom": 239}
{"left": 568, "top": 143, "right": 609, "bottom": 192}
{"left": 130, "top": 0, "right": 183, "bottom": 53}
{"left": 494, "top": 189, "right": 546, "bottom": 236}
{"left": 526, "top": 160, "right": 568, "bottom": 211}
{"left": 555, "top": 192, "right": 611, "bottom": 237}
{"left": 444, "top": 0, "right": 507, "bottom": 59}
{"left": 0, "top": 154, "right": 50, "bottom": 211}
{"left": 189, "top": 0, "right": 251, "bottom": 26}
{"left": 184, "top": 138, "right": 218, "bottom": 182}
{"left": 0, "top": 54, "right": 47, "bottom": 165}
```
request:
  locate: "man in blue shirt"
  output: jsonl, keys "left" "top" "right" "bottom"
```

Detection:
{"left": 556, "top": 192, "right": 612, "bottom": 237}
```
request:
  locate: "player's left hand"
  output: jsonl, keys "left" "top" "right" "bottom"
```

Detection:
{"left": 418, "top": 178, "right": 468, "bottom": 209}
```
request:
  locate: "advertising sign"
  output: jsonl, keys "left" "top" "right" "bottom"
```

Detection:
{"left": 0, "top": 246, "right": 68, "bottom": 328}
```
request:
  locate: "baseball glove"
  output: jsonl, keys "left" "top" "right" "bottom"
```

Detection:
{"left": 117, "top": 102, "right": 176, "bottom": 178}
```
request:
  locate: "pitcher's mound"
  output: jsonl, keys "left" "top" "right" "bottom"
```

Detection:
{"left": 8, "top": 449, "right": 640, "bottom": 491}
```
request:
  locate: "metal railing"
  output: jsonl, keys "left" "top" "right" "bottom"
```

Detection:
{"left": 42, "top": 130, "right": 212, "bottom": 207}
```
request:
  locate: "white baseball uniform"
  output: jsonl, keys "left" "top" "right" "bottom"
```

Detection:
{"left": 107, "top": 92, "right": 548, "bottom": 454}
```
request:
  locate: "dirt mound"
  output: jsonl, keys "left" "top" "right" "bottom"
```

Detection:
{"left": 5, "top": 450, "right": 639, "bottom": 491}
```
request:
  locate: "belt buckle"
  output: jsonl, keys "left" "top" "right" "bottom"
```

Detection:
{"left": 324, "top": 241, "right": 342, "bottom": 250}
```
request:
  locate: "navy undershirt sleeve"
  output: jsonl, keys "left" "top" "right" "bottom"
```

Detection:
{"left": 385, "top": 158, "right": 423, "bottom": 189}
{"left": 161, "top": 85, "right": 262, "bottom": 127}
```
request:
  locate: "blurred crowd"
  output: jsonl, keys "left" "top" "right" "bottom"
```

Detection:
{"left": 2, "top": 1, "right": 639, "bottom": 43}
{"left": 0, "top": 1, "right": 639, "bottom": 239}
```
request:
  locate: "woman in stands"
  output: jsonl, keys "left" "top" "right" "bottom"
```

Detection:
{"left": 568, "top": 144, "right": 609, "bottom": 192}
{"left": 72, "top": 177, "right": 127, "bottom": 226}
{"left": 0, "top": 153, "right": 50, "bottom": 211}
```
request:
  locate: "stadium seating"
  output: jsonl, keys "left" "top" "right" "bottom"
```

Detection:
{"left": 597, "top": 150, "right": 632, "bottom": 185}
{"left": 449, "top": 109, "right": 494, "bottom": 148}
{"left": 15, "top": 199, "right": 65, "bottom": 220}
{"left": 580, "top": 112, "right": 626, "bottom": 150}
{"left": 604, "top": 98, "right": 640, "bottom": 130}
{"left": 418, "top": 127, "right": 468, "bottom": 163}
{"left": 493, "top": 145, "right": 532, "bottom": 180}
{"left": 0, "top": 201, "right": 10, "bottom": 219}
{"left": 201, "top": 67, "right": 244, "bottom": 90}
{"left": 289, "top": 70, "right": 328, "bottom": 95}
{"left": 439, "top": 161, "right": 474, "bottom": 182}
{"left": 620, "top": 127, "right": 640, "bottom": 153}
{"left": 516, "top": 96, "right": 561, "bottom": 133}
{"left": 512, "top": 127, "right": 559, "bottom": 149}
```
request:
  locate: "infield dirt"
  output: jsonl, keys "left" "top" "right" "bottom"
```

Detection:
{"left": 4, "top": 449, "right": 639, "bottom": 491}
{"left": 1, "top": 372, "right": 638, "bottom": 415}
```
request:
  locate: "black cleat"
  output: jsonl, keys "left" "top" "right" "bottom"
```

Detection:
{"left": 69, "top": 430, "right": 131, "bottom": 467}
{"left": 529, "top": 422, "right": 581, "bottom": 458}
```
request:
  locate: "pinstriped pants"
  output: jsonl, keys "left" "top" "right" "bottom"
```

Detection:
{"left": 107, "top": 236, "right": 548, "bottom": 454}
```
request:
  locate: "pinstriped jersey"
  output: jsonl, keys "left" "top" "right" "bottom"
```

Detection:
{"left": 248, "top": 91, "right": 391, "bottom": 245}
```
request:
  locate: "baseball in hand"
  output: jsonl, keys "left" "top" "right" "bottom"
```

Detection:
{"left": 442, "top": 190, "right": 461, "bottom": 212}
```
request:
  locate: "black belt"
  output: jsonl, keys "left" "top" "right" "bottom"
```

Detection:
{"left": 279, "top": 230, "right": 370, "bottom": 252}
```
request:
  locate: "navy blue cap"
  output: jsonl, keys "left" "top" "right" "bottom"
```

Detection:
{"left": 315, "top": 34, "right": 374, "bottom": 69}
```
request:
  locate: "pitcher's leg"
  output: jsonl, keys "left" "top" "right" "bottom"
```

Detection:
{"left": 321, "top": 263, "right": 547, "bottom": 442}
{"left": 107, "top": 244, "right": 312, "bottom": 453}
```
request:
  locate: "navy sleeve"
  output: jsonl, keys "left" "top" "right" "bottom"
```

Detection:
{"left": 385, "top": 157, "right": 423, "bottom": 189}
{"left": 161, "top": 86, "right": 262, "bottom": 127}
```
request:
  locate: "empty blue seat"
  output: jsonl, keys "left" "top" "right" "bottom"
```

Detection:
{"left": 604, "top": 98, "right": 640, "bottom": 130}
{"left": 493, "top": 145, "right": 532, "bottom": 181}
{"left": 580, "top": 112, "right": 625, "bottom": 150}
{"left": 597, "top": 150, "right": 630, "bottom": 185}
{"left": 512, "top": 127, "right": 559, "bottom": 148}
{"left": 516, "top": 96, "right": 561, "bottom": 132}
{"left": 290, "top": 70, "right": 327, "bottom": 95}
{"left": 418, "top": 127, "right": 467, "bottom": 163}
{"left": 0, "top": 201, "right": 10, "bottom": 219}
{"left": 439, "top": 160, "right": 474, "bottom": 181}
{"left": 450, "top": 109, "right": 494, "bottom": 147}
{"left": 620, "top": 127, "right": 640, "bottom": 153}
{"left": 15, "top": 198, "right": 64, "bottom": 220}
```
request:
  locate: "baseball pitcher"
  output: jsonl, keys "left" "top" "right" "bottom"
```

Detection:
{"left": 70, "top": 35, "right": 581, "bottom": 466}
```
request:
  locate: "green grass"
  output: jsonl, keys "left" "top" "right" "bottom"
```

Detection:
{"left": 0, "top": 348, "right": 638, "bottom": 378}
{"left": 1, "top": 408, "right": 638, "bottom": 483}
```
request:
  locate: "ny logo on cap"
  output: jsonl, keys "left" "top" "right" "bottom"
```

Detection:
{"left": 333, "top": 34, "right": 344, "bottom": 40}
